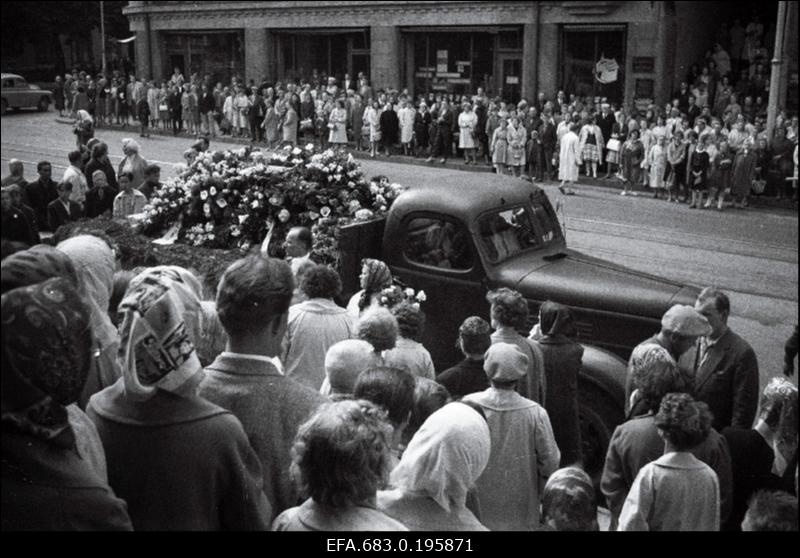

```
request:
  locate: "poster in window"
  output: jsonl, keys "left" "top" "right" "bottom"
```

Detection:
{"left": 436, "top": 50, "right": 448, "bottom": 73}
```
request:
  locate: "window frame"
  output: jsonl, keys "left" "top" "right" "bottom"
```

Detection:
{"left": 400, "top": 211, "right": 478, "bottom": 276}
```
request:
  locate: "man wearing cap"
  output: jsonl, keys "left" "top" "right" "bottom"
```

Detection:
{"left": 436, "top": 316, "right": 491, "bottom": 399}
{"left": 463, "top": 343, "right": 560, "bottom": 531}
{"left": 690, "top": 288, "right": 759, "bottom": 431}
{"left": 625, "top": 304, "right": 712, "bottom": 416}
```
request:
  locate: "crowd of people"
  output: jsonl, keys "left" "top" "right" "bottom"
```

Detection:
{"left": 47, "top": 11, "right": 798, "bottom": 208}
{"left": 1, "top": 222, "right": 797, "bottom": 530}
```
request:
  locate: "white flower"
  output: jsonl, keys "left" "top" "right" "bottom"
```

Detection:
{"left": 416, "top": 290, "right": 427, "bottom": 302}
{"left": 231, "top": 227, "right": 241, "bottom": 237}
{"left": 291, "top": 158, "right": 303, "bottom": 165}
{"left": 305, "top": 143, "right": 315, "bottom": 151}
{"left": 412, "top": 302, "right": 420, "bottom": 310}
{"left": 404, "top": 288, "right": 415, "bottom": 298}
{"left": 354, "top": 208, "right": 374, "bottom": 221}
{"left": 278, "top": 209, "right": 291, "bottom": 223}
{"left": 320, "top": 206, "right": 331, "bottom": 217}
{"left": 348, "top": 181, "right": 355, "bottom": 187}
{"left": 251, "top": 200, "right": 260, "bottom": 209}
{"left": 208, "top": 233, "right": 216, "bottom": 241}
{"left": 240, "top": 241, "right": 252, "bottom": 252}
{"left": 369, "top": 182, "right": 379, "bottom": 194}
{"left": 309, "top": 211, "right": 320, "bottom": 221}
{"left": 209, "top": 186, "right": 217, "bottom": 197}
{"left": 322, "top": 166, "right": 330, "bottom": 173}
{"left": 334, "top": 174, "right": 342, "bottom": 182}
{"left": 216, "top": 198, "right": 227, "bottom": 209}
{"left": 205, "top": 222, "right": 214, "bottom": 233}
{"left": 200, "top": 190, "right": 208, "bottom": 201}
{"left": 238, "top": 214, "right": 249, "bottom": 224}
{"left": 292, "top": 147, "right": 302, "bottom": 155}
{"left": 203, "top": 203, "right": 211, "bottom": 216}
{"left": 349, "top": 200, "right": 362, "bottom": 212}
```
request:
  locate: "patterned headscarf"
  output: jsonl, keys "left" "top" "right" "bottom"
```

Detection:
{"left": 57, "top": 235, "right": 118, "bottom": 350}
{"left": 1, "top": 245, "right": 79, "bottom": 294}
{"left": 118, "top": 266, "right": 203, "bottom": 400}
{"left": 390, "top": 402, "right": 490, "bottom": 512}
{"left": 1, "top": 278, "right": 93, "bottom": 447}
{"left": 358, "top": 258, "right": 392, "bottom": 312}
{"left": 760, "top": 377, "right": 798, "bottom": 477}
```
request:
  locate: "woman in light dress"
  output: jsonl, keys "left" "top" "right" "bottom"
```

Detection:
{"left": 491, "top": 118, "right": 510, "bottom": 175}
{"left": 647, "top": 135, "right": 668, "bottom": 199}
{"left": 364, "top": 100, "right": 382, "bottom": 159}
{"left": 398, "top": 99, "right": 416, "bottom": 156}
{"left": 458, "top": 102, "right": 478, "bottom": 164}
{"left": 328, "top": 99, "right": 349, "bottom": 147}
{"left": 507, "top": 115, "right": 527, "bottom": 177}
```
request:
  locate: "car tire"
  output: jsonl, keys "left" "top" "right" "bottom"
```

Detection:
{"left": 37, "top": 97, "right": 50, "bottom": 112}
{"left": 577, "top": 378, "right": 624, "bottom": 487}
{"left": 1, "top": 99, "right": 7, "bottom": 116}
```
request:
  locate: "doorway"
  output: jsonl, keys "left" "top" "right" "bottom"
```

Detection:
{"left": 499, "top": 55, "right": 522, "bottom": 104}
{"left": 561, "top": 25, "right": 626, "bottom": 104}
{"left": 169, "top": 55, "right": 185, "bottom": 77}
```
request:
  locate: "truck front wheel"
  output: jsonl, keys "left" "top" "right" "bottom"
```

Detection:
{"left": 577, "top": 378, "right": 624, "bottom": 487}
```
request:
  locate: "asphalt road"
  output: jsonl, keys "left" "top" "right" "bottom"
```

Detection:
{"left": 3, "top": 110, "right": 798, "bottom": 395}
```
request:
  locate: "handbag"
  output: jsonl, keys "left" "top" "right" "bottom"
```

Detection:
{"left": 300, "top": 118, "right": 313, "bottom": 131}
{"left": 158, "top": 102, "right": 168, "bottom": 111}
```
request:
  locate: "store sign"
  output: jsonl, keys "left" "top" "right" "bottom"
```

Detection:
{"left": 506, "top": 76, "right": 519, "bottom": 85}
{"left": 436, "top": 50, "right": 448, "bottom": 73}
{"left": 415, "top": 71, "right": 434, "bottom": 78}
{"left": 448, "top": 78, "right": 471, "bottom": 84}
{"left": 437, "top": 72, "right": 461, "bottom": 78}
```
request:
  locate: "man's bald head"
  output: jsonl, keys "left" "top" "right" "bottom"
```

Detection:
{"left": 325, "top": 339, "right": 381, "bottom": 396}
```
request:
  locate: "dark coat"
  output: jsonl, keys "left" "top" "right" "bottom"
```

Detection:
{"left": 534, "top": 337, "right": 583, "bottom": 466}
{"left": 597, "top": 112, "right": 616, "bottom": 146}
{"left": 379, "top": 109, "right": 399, "bottom": 145}
{"left": 414, "top": 111, "right": 431, "bottom": 148}
{"left": 436, "top": 358, "right": 489, "bottom": 400}
{"left": 199, "top": 353, "right": 325, "bottom": 515}
{"left": 84, "top": 158, "right": 119, "bottom": 191}
{"left": 601, "top": 413, "right": 734, "bottom": 527}
{"left": 47, "top": 199, "right": 83, "bottom": 232}
{"left": 692, "top": 327, "right": 759, "bottom": 431}
{"left": 24, "top": 178, "right": 58, "bottom": 230}
{"left": 85, "top": 187, "right": 115, "bottom": 219}
{"left": 87, "top": 381, "right": 272, "bottom": 531}
{"left": 1, "top": 208, "right": 37, "bottom": 246}
{"left": 1, "top": 431, "right": 132, "bottom": 531}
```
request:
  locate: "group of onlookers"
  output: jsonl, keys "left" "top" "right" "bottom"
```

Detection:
{"left": 0, "top": 136, "right": 163, "bottom": 243}
{"left": 1, "top": 222, "right": 797, "bottom": 530}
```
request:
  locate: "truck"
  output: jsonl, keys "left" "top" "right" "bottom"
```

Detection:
{"left": 337, "top": 171, "right": 699, "bottom": 479}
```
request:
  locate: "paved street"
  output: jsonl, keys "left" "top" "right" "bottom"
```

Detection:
{"left": 3, "top": 110, "right": 798, "bottom": 392}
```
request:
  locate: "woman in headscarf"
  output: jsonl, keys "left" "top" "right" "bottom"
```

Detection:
{"left": 57, "top": 234, "right": 122, "bottom": 408}
{"left": 531, "top": 301, "right": 584, "bottom": 467}
{"left": 1, "top": 278, "right": 133, "bottom": 530}
{"left": 346, "top": 258, "right": 393, "bottom": 319}
{"left": 86, "top": 266, "right": 272, "bottom": 531}
{"left": 117, "top": 138, "right": 148, "bottom": 189}
{"left": 377, "top": 402, "right": 489, "bottom": 531}
{"left": 1, "top": 244, "right": 112, "bottom": 481}
{"left": 73, "top": 109, "right": 94, "bottom": 148}
{"left": 273, "top": 399, "right": 407, "bottom": 531}
{"left": 721, "top": 377, "right": 798, "bottom": 531}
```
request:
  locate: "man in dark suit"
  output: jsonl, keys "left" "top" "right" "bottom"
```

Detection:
{"left": 426, "top": 99, "right": 454, "bottom": 164}
{"left": 597, "top": 103, "right": 616, "bottom": 174}
{"left": 8, "top": 184, "right": 40, "bottom": 244}
{"left": 24, "top": 161, "right": 59, "bottom": 232}
{"left": 692, "top": 287, "right": 759, "bottom": 431}
{"left": 686, "top": 95, "right": 702, "bottom": 128}
{"left": 1, "top": 187, "right": 36, "bottom": 246}
{"left": 47, "top": 181, "right": 83, "bottom": 232}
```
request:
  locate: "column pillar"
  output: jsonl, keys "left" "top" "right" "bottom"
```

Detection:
{"left": 245, "top": 28, "right": 270, "bottom": 86}
{"left": 522, "top": 19, "right": 539, "bottom": 101}
{"left": 370, "top": 25, "right": 400, "bottom": 91}
{"left": 150, "top": 30, "right": 165, "bottom": 81}
{"left": 135, "top": 29, "right": 151, "bottom": 80}
{"left": 537, "top": 24, "right": 559, "bottom": 98}
{"left": 405, "top": 34, "right": 415, "bottom": 97}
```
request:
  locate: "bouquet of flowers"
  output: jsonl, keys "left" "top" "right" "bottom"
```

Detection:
{"left": 376, "top": 285, "right": 427, "bottom": 310}
{"left": 140, "top": 144, "right": 406, "bottom": 263}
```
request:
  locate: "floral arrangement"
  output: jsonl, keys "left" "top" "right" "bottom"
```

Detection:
{"left": 377, "top": 285, "right": 427, "bottom": 310}
{"left": 140, "top": 144, "right": 406, "bottom": 265}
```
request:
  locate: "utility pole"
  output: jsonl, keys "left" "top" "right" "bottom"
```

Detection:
{"left": 766, "top": 1, "right": 787, "bottom": 143}
{"left": 100, "top": 1, "right": 107, "bottom": 74}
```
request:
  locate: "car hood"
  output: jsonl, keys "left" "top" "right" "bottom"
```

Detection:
{"left": 494, "top": 248, "right": 698, "bottom": 319}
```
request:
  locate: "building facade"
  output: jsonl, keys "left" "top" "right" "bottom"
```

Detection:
{"left": 124, "top": 1, "right": 796, "bottom": 110}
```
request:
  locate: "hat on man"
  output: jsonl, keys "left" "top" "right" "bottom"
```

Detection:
{"left": 483, "top": 342, "right": 529, "bottom": 382}
{"left": 661, "top": 304, "right": 712, "bottom": 336}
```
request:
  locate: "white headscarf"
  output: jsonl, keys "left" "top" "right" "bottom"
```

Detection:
{"left": 77, "top": 109, "right": 93, "bottom": 124}
{"left": 57, "top": 235, "right": 117, "bottom": 350}
{"left": 390, "top": 402, "right": 490, "bottom": 512}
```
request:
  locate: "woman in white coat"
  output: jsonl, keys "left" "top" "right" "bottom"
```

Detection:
{"left": 328, "top": 99, "right": 349, "bottom": 147}
{"left": 398, "top": 99, "right": 416, "bottom": 156}
{"left": 559, "top": 123, "right": 582, "bottom": 195}
{"left": 458, "top": 102, "right": 478, "bottom": 164}
{"left": 364, "top": 100, "right": 382, "bottom": 158}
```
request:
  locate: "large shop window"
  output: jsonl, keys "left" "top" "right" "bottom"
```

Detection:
{"left": 278, "top": 29, "right": 370, "bottom": 83}
{"left": 163, "top": 32, "right": 244, "bottom": 85}
{"left": 561, "top": 25, "right": 626, "bottom": 105}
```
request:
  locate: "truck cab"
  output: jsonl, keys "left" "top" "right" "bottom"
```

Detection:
{"left": 338, "top": 172, "right": 699, "bottom": 477}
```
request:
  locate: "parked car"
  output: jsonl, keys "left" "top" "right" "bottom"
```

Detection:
{"left": 1, "top": 73, "right": 52, "bottom": 115}
{"left": 336, "top": 172, "right": 699, "bottom": 478}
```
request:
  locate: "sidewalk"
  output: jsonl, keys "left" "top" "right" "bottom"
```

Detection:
{"left": 83, "top": 120, "right": 798, "bottom": 211}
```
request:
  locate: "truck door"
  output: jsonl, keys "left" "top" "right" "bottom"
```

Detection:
{"left": 390, "top": 212, "right": 488, "bottom": 371}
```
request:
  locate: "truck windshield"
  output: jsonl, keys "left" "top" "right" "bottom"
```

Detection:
{"left": 478, "top": 203, "right": 561, "bottom": 263}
